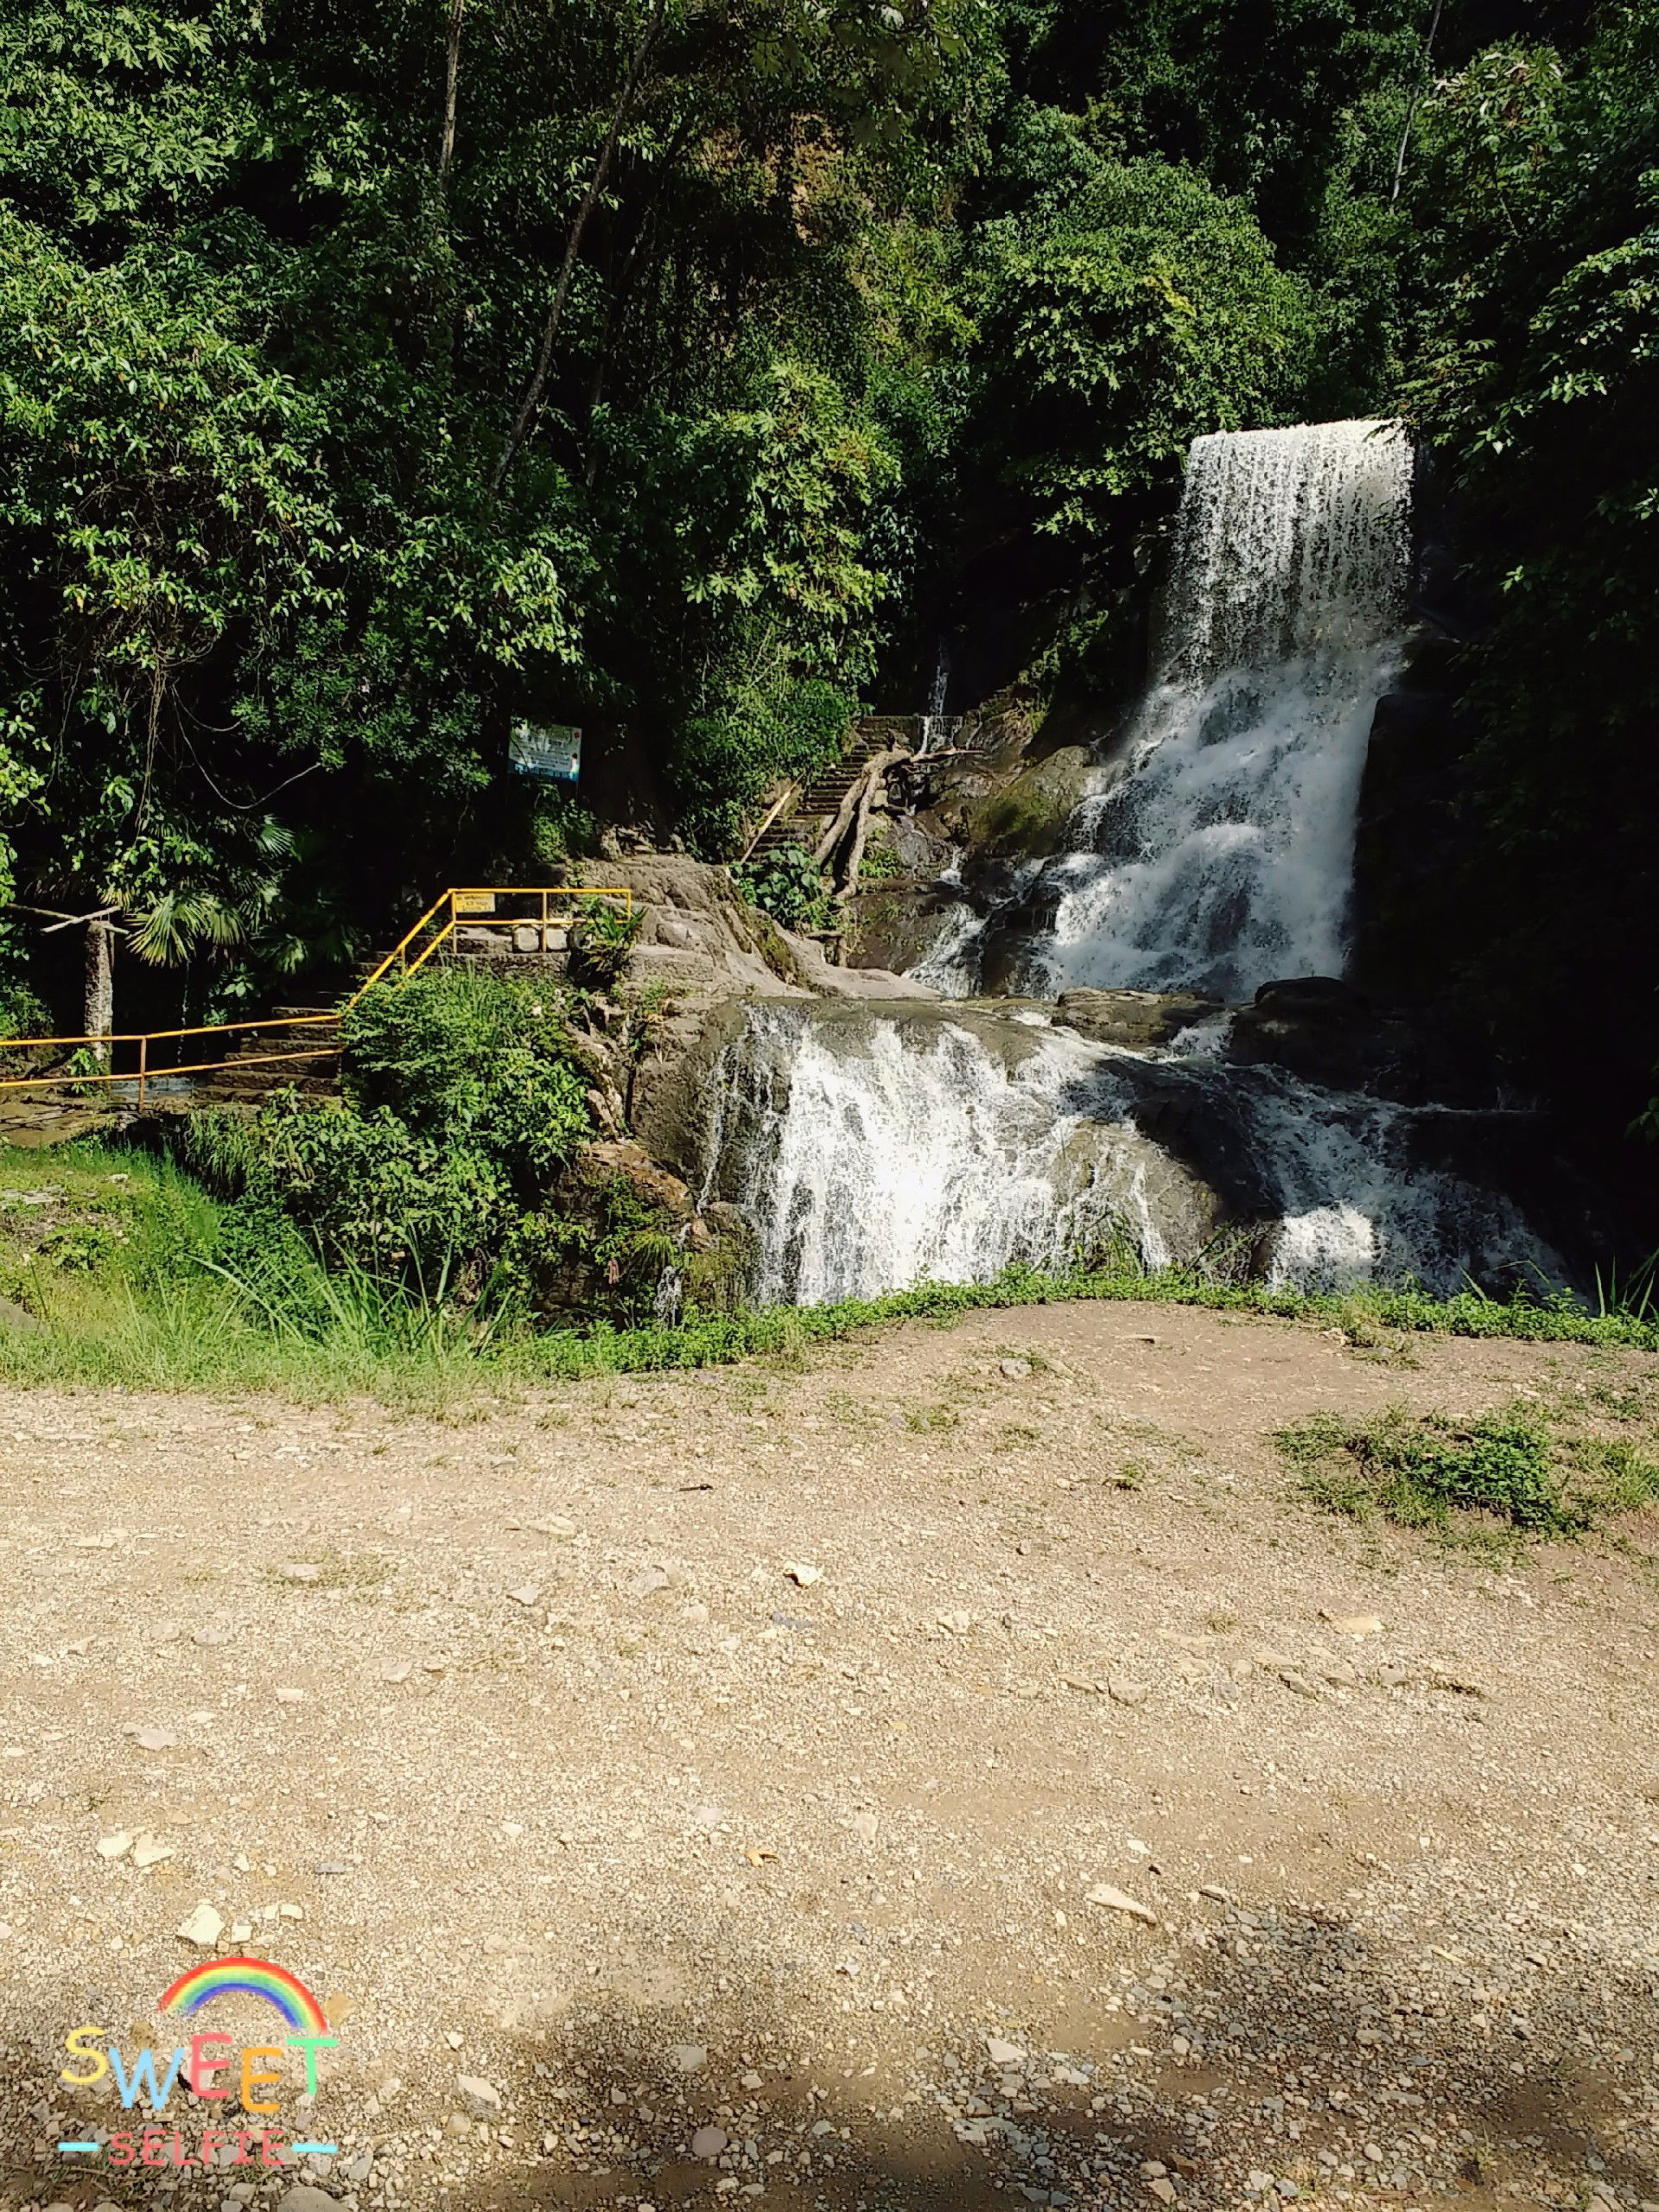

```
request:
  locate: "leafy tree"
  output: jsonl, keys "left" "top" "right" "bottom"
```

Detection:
{"left": 970, "top": 158, "right": 1313, "bottom": 544}
{"left": 1392, "top": 10, "right": 1659, "bottom": 1143}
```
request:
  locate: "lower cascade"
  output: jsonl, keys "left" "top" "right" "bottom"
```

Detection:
{"left": 697, "top": 1003, "right": 1563, "bottom": 1305}
{"left": 701, "top": 417, "right": 1573, "bottom": 1304}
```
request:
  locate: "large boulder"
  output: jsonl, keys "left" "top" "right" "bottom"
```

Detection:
{"left": 963, "top": 746, "right": 1097, "bottom": 860}
{"left": 557, "top": 855, "right": 938, "bottom": 1007}
{"left": 1055, "top": 988, "right": 1223, "bottom": 1049}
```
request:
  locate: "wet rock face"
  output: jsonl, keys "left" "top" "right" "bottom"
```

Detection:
{"left": 1056, "top": 988, "right": 1224, "bottom": 1051}
{"left": 963, "top": 745, "right": 1099, "bottom": 860}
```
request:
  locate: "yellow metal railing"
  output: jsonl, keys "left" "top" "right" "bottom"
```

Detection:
{"left": 0, "top": 885, "right": 632, "bottom": 1108}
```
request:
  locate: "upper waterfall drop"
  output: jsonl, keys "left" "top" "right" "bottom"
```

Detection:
{"left": 918, "top": 418, "right": 1414, "bottom": 1002}
{"left": 1158, "top": 417, "right": 1412, "bottom": 677}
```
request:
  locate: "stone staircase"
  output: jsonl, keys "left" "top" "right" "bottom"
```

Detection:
{"left": 746, "top": 715, "right": 919, "bottom": 861}
{"left": 191, "top": 1000, "right": 345, "bottom": 1108}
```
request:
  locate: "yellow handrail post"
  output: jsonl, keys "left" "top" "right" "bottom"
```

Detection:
{"left": 540, "top": 887, "right": 548, "bottom": 955}
{"left": 137, "top": 1035, "right": 147, "bottom": 1115}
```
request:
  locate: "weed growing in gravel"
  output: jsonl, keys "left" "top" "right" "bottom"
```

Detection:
{"left": 1279, "top": 1402, "right": 1659, "bottom": 1539}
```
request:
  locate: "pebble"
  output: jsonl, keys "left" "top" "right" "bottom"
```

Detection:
{"left": 176, "top": 1900, "right": 225, "bottom": 1947}
{"left": 275, "top": 2189, "right": 340, "bottom": 2212}
{"left": 274, "top": 1686, "right": 306, "bottom": 1705}
{"left": 999, "top": 1358, "right": 1031, "bottom": 1380}
{"left": 1325, "top": 1612, "right": 1383, "bottom": 1637}
{"left": 671, "top": 2044, "right": 707, "bottom": 2073}
{"left": 95, "top": 1830, "right": 133, "bottom": 1859}
{"left": 507, "top": 1583, "right": 542, "bottom": 1606}
{"left": 1085, "top": 1884, "right": 1156, "bottom": 1923}
{"left": 131, "top": 1833, "right": 175, "bottom": 1869}
{"left": 1109, "top": 1676, "right": 1150, "bottom": 1706}
{"left": 456, "top": 2074, "right": 502, "bottom": 2118}
{"left": 279, "top": 1562, "right": 321, "bottom": 1583}
{"left": 785, "top": 1561, "right": 823, "bottom": 1586}
{"left": 692, "top": 2125, "right": 729, "bottom": 2158}
{"left": 131, "top": 1724, "right": 178, "bottom": 1751}
{"left": 986, "top": 2038, "right": 1027, "bottom": 2067}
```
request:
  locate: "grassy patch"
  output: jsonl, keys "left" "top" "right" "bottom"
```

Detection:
{"left": 1279, "top": 1402, "right": 1659, "bottom": 1540}
{"left": 3, "top": 1137, "right": 1659, "bottom": 1407}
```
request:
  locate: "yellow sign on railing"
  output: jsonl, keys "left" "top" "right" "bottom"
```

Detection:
{"left": 0, "top": 885, "right": 633, "bottom": 1106}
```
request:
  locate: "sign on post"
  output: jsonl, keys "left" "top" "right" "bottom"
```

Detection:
{"left": 509, "top": 721, "right": 582, "bottom": 784}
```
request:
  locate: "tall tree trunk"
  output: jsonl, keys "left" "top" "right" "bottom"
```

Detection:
{"left": 437, "top": 0, "right": 465, "bottom": 188}
{"left": 489, "top": 0, "right": 666, "bottom": 498}
{"left": 83, "top": 919, "right": 114, "bottom": 1071}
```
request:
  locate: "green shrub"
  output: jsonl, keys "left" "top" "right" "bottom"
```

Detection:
{"left": 175, "top": 971, "right": 600, "bottom": 1295}
{"left": 526, "top": 789, "right": 601, "bottom": 867}
{"left": 675, "top": 678, "right": 855, "bottom": 857}
{"left": 0, "top": 980, "right": 48, "bottom": 1040}
{"left": 0, "top": 978, "right": 51, "bottom": 1072}
{"left": 341, "top": 967, "right": 591, "bottom": 1198}
{"left": 566, "top": 904, "right": 643, "bottom": 993}
{"left": 732, "top": 843, "right": 832, "bottom": 932}
{"left": 1278, "top": 1403, "right": 1575, "bottom": 1534}
{"left": 39, "top": 1220, "right": 118, "bottom": 1270}
{"left": 235, "top": 1099, "right": 505, "bottom": 1277}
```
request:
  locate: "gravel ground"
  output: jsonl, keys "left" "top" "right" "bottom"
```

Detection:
{"left": 1, "top": 1300, "right": 1656, "bottom": 2212}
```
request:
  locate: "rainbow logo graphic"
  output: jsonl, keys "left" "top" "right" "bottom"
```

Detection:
{"left": 156, "top": 1957, "right": 329, "bottom": 2037}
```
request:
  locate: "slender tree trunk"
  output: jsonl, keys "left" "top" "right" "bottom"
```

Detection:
{"left": 1390, "top": 0, "right": 1446, "bottom": 204}
{"left": 437, "top": 0, "right": 465, "bottom": 187}
{"left": 489, "top": 0, "right": 666, "bottom": 497}
{"left": 84, "top": 919, "right": 114, "bottom": 1071}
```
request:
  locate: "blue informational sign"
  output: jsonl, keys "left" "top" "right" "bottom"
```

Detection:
{"left": 509, "top": 721, "right": 582, "bottom": 782}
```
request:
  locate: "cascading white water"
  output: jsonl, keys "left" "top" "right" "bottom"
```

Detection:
{"left": 698, "top": 1004, "right": 1562, "bottom": 1306}
{"left": 700, "top": 1007, "right": 1175, "bottom": 1306}
{"left": 918, "top": 419, "right": 1414, "bottom": 1000}
{"left": 696, "top": 417, "right": 1574, "bottom": 1305}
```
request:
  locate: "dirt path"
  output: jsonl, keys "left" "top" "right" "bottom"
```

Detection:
{"left": 2, "top": 1301, "right": 1656, "bottom": 2212}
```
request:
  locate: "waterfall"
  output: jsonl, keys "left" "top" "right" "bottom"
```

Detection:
{"left": 699, "top": 1006, "right": 1150, "bottom": 1306}
{"left": 699, "top": 1005, "right": 1562, "bottom": 1306}
{"left": 694, "top": 417, "right": 1576, "bottom": 1306}
{"left": 918, "top": 420, "right": 1414, "bottom": 1000}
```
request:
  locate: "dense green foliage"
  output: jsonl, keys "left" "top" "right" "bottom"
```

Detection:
{"left": 1, "top": 0, "right": 1656, "bottom": 1176}
{"left": 732, "top": 842, "right": 832, "bottom": 931}
{"left": 1389, "top": 17, "right": 1659, "bottom": 1150}
{"left": 155, "top": 969, "right": 693, "bottom": 1319}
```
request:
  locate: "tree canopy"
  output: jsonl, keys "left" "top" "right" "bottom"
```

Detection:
{"left": 1, "top": 0, "right": 1656, "bottom": 1163}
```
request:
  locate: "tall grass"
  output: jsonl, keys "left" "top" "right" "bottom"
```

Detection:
{"left": 3, "top": 1139, "right": 1657, "bottom": 1405}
